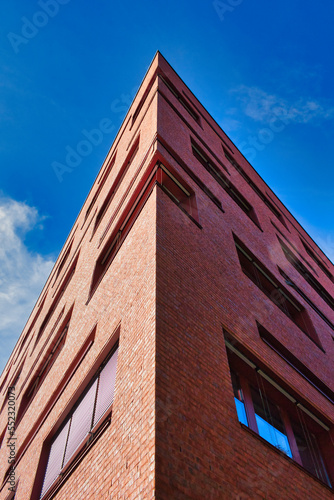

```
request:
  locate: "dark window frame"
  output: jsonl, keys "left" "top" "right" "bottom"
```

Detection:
{"left": 278, "top": 267, "right": 334, "bottom": 332}
{"left": 223, "top": 146, "right": 288, "bottom": 229}
{"left": 192, "top": 141, "right": 261, "bottom": 229}
{"left": 278, "top": 238, "right": 334, "bottom": 311}
{"left": 34, "top": 254, "right": 79, "bottom": 348}
{"left": 90, "top": 161, "right": 199, "bottom": 297}
{"left": 83, "top": 153, "right": 117, "bottom": 225}
{"left": 16, "top": 320, "right": 69, "bottom": 426}
{"left": 300, "top": 239, "right": 334, "bottom": 283}
{"left": 93, "top": 138, "right": 139, "bottom": 234}
{"left": 257, "top": 322, "right": 334, "bottom": 404}
{"left": 224, "top": 337, "right": 333, "bottom": 488}
{"left": 234, "top": 235, "right": 321, "bottom": 347}
{"left": 159, "top": 74, "right": 200, "bottom": 123}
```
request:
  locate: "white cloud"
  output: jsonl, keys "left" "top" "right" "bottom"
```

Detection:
{"left": 230, "top": 85, "right": 334, "bottom": 125}
{"left": 0, "top": 197, "right": 54, "bottom": 374}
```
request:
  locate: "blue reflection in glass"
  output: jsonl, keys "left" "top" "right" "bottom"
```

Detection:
{"left": 234, "top": 397, "right": 248, "bottom": 426}
{"left": 255, "top": 414, "right": 292, "bottom": 457}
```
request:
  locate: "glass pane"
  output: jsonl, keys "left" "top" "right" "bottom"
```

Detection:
{"left": 255, "top": 413, "right": 292, "bottom": 457}
{"left": 234, "top": 397, "right": 248, "bottom": 426}
{"left": 251, "top": 385, "right": 292, "bottom": 458}
{"left": 63, "top": 379, "right": 97, "bottom": 466}
{"left": 292, "top": 419, "right": 331, "bottom": 486}
{"left": 40, "top": 420, "right": 70, "bottom": 497}
{"left": 231, "top": 372, "right": 248, "bottom": 426}
{"left": 93, "top": 347, "right": 118, "bottom": 426}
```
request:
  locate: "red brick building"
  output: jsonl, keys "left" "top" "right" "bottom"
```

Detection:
{"left": 0, "top": 52, "right": 333, "bottom": 499}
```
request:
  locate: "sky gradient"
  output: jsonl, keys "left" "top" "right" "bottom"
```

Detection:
{"left": 0, "top": 0, "right": 333, "bottom": 372}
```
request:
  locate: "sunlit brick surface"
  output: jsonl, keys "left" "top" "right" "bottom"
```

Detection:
{"left": 0, "top": 53, "right": 333, "bottom": 500}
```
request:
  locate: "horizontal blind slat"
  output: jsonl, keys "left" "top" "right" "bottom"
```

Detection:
{"left": 40, "top": 420, "right": 70, "bottom": 498}
{"left": 93, "top": 347, "right": 118, "bottom": 426}
{"left": 63, "top": 379, "right": 97, "bottom": 466}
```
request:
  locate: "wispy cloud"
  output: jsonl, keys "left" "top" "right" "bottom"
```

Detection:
{"left": 230, "top": 85, "right": 334, "bottom": 125}
{"left": 0, "top": 197, "right": 54, "bottom": 373}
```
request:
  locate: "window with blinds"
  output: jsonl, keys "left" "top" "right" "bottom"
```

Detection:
{"left": 39, "top": 344, "right": 119, "bottom": 499}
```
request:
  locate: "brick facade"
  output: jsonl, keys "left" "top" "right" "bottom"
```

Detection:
{"left": 0, "top": 52, "right": 333, "bottom": 499}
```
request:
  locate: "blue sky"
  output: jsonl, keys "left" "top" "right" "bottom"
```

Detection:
{"left": 0, "top": 0, "right": 333, "bottom": 372}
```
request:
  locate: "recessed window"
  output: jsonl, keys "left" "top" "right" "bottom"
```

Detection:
{"left": 16, "top": 296, "right": 46, "bottom": 356}
{"left": 0, "top": 361, "right": 25, "bottom": 415}
{"left": 94, "top": 139, "right": 139, "bottom": 233}
{"left": 35, "top": 254, "right": 78, "bottom": 346}
{"left": 16, "top": 320, "right": 69, "bottom": 425}
{"left": 37, "top": 343, "right": 118, "bottom": 499}
{"left": 257, "top": 323, "right": 333, "bottom": 403}
{"left": 300, "top": 239, "right": 333, "bottom": 282}
{"left": 223, "top": 148, "right": 238, "bottom": 168}
{"left": 192, "top": 141, "right": 260, "bottom": 227}
{"left": 84, "top": 153, "right": 116, "bottom": 223}
{"left": 54, "top": 240, "right": 73, "bottom": 283}
{"left": 271, "top": 221, "right": 318, "bottom": 276}
{"left": 234, "top": 236, "right": 320, "bottom": 346}
{"left": 221, "top": 139, "right": 234, "bottom": 154}
{"left": 225, "top": 338, "right": 333, "bottom": 487}
{"left": 278, "top": 267, "right": 334, "bottom": 333}
{"left": 279, "top": 238, "right": 334, "bottom": 311}
{"left": 90, "top": 162, "right": 198, "bottom": 295}
{"left": 157, "top": 164, "right": 198, "bottom": 222}
{"left": 159, "top": 74, "right": 200, "bottom": 123}
{"left": 131, "top": 72, "right": 157, "bottom": 128}
{"left": 223, "top": 149, "right": 288, "bottom": 228}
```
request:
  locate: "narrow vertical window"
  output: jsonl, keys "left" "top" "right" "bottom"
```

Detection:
{"left": 38, "top": 344, "right": 119, "bottom": 498}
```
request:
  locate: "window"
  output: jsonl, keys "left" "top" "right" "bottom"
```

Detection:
{"left": 159, "top": 74, "right": 200, "bottom": 123}
{"left": 300, "top": 239, "right": 334, "bottom": 282}
{"left": 225, "top": 338, "right": 333, "bottom": 487}
{"left": 54, "top": 240, "right": 73, "bottom": 283}
{"left": 221, "top": 138, "right": 234, "bottom": 154}
{"left": 223, "top": 148, "right": 238, "bottom": 168}
{"left": 84, "top": 153, "right": 116, "bottom": 223}
{"left": 90, "top": 161, "right": 198, "bottom": 294}
{"left": 278, "top": 268, "right": 334, "bottom": 333}
{"left": 258, "top": 323, "right": 334, "bottom": 403}
{"left": 16, "top": 321, "right": 69, "bottom": 424}
{"left": 234, "top": 236, "right": 320, "bottom": 345}
{"left": 271, "top": 221, "right": 318, "bottom": 275}
{"left": 192, "top": 140, "right": 229, "bottom": 176}
{"left": 0, "top": 362, "right": 24, "bottom": 415}
{"left": 223, "top": 148, "right": 288, "bottom": 228}
{"left": 131, "top": 71, "right": 157, "bottom": 128}
{"left": 94, "top": 139, "right": 139, "bottom": 233}
{"left": 158, "top": 164, "right": 198, "bottom": 221}
{"left": 279, "top": 238, "right": 334, "bottom": 311}
{"left": 35, "top": 254, "right": 78, "bottom": 346}
{"left": 0, "top": 369, "right": 11, "bottom": 395}
{"left": 192, "top": 141, "right": 260, "bottom": 227}
{"left": 38, "top": 343, "right": 118, "bottom": 499}
{"left": 16, "top": 295, "right": 46, "bottom": 355}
